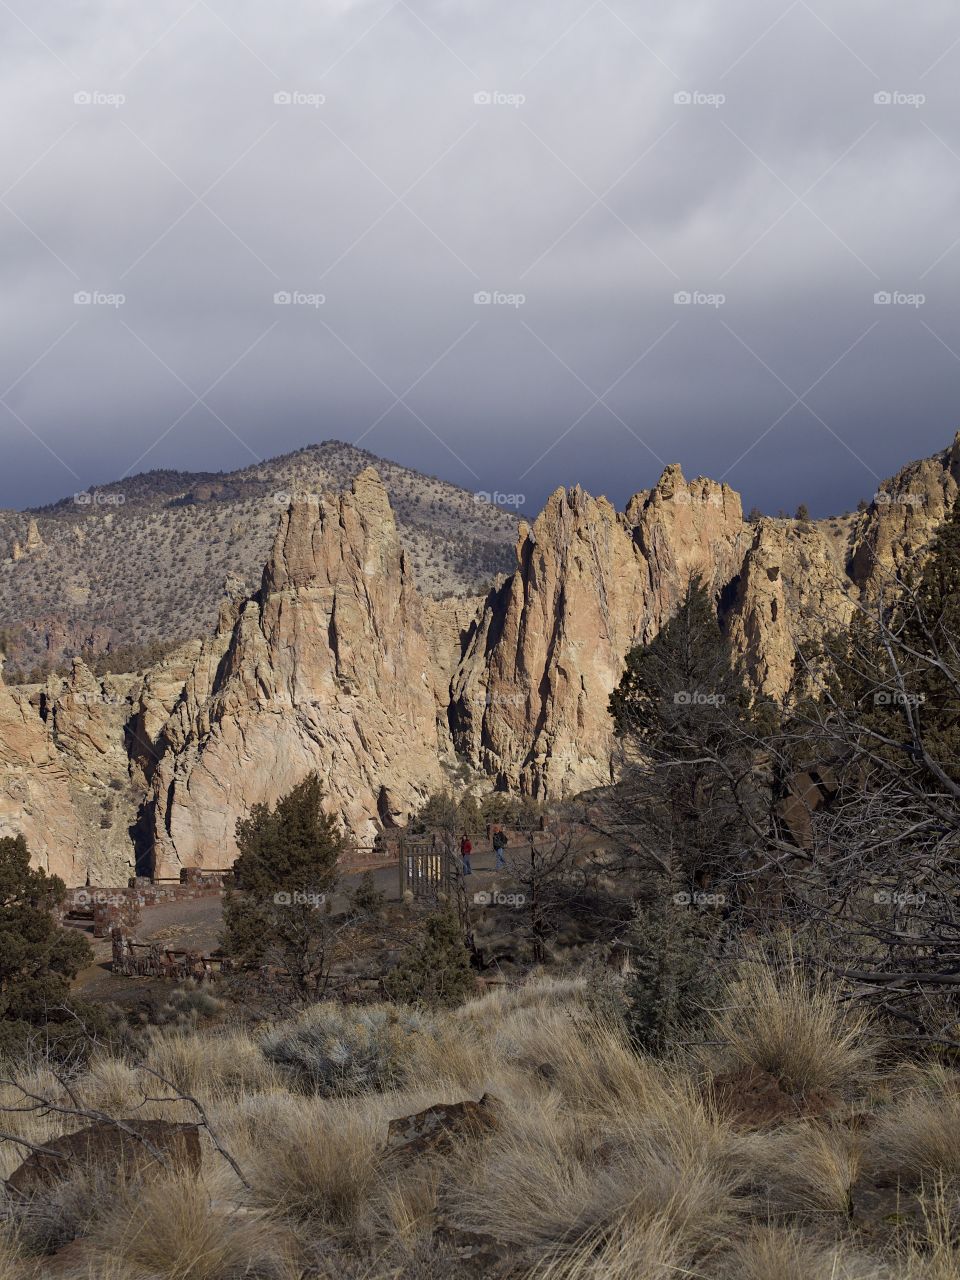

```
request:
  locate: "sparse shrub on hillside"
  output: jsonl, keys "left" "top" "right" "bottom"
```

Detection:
{"left": 383, "top": 909, "right": 475, "bottom": 1010}
{"left": 260, "top": 1004, "right": 428, "bottom": 1096}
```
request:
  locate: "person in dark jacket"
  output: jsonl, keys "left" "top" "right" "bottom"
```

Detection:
{"left": 492, "top": 826, "right": 507, "bottom": 870}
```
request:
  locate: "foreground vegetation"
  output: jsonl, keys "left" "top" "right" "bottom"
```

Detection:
{"left": 3, "top": 965, "right": 960, "bottom": 1278}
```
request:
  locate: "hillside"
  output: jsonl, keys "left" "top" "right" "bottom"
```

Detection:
{"left": 0, "top": 442, "right": 521, "bottom": 678}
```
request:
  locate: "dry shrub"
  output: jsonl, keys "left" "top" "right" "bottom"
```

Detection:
{"left": 711, "top": 961, "right": 876, "bottom": 1097}
{"left": 375, "top": 1166, "right": 440, "bottom": 1252}
{"left": 720, "top": 1225, "right": 884, "bottom": 1280}
{"left": 453, "top": 1054, "right": 746, "bottom": 1257}
{"left": 530, "top": 1211, "right": 688, "bottom": 1280}
{"left": 91, "top": 1171, "right": 299, "bottom": 1280}
{"left": 741, "top": 1122, "right": 861, "bottom": 1216}
{"left": 247, "top": 1096, "right": 381, "bottom": 1231}
{"left": 6, "top": 1165, "right": 119, "bottom": 1257}
{"left": 145, "top": 1030, "right": 281, "bottom": 1098}
{"left": 896, "top": 1181, "right": 960, "bottom": 1279}
{"left": 871, "top": 1074, "right": 960, "bottom": 1186}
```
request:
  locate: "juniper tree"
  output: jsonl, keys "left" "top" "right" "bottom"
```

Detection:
{"left": 605, "top": 578, "right": 774, "bottom": 895}
{"left": 0, "top": 835, "right": 92, "bottom": 1055}
{"left": 222, "top": 774, "right": 343, "bottom": 1001}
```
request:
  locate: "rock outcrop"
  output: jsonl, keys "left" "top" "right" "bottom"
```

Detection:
{"left": 2, "top": 440, "right": 958, "bottom": 884}
{"left": 450, "top": 468, "right": 750, "bottom": 797}
{"left": 147, "top": 469, "right": 451, "bottom": 877}
{"left": 0, "top": 657, "right": 86, "bottom": 882}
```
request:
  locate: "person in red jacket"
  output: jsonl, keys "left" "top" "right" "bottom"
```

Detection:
{"left": 460, "top": 832, "right": 473, "bottom": 876}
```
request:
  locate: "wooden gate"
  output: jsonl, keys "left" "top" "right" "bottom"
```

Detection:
{"left": 398, "top": 835, "right": 453, "bottom": 899}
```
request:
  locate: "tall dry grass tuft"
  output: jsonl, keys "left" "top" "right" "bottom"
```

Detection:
{"left": 740, "top": 1122, "right": 862, "bottom": 1216}
{"left": 247, "top": 1096, "right": 382, "bottom": 1232}
{"left": 719, "top": 1225, "right": 884, "bottom": 1280}
{"left": 895, "top": 1180, "right": 960, "bottom": 1280}
{"left": 144, "top": 1029, "right": 283, "bottom": 1099}
{"left": 710, "top": 960, "right": 876, "bottom": 1097}
{"left": 529, "top": 1211, "right": 689, "bottom": 1280}
{"left": 452, "top": 1031, "right": 747, "bottom": 1257}
{"left": 91, "top": 1171, "right": 300, "bottom": 1280}
{"left": 870, "top": 1072, "right": 960, "bottom": 1186}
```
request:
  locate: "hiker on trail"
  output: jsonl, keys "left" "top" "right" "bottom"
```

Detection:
{"left": 460, "top": 833, "right": 473, "bottom": 876}
{"left": 492, "top": 826, "right": 507, "bottom": 870}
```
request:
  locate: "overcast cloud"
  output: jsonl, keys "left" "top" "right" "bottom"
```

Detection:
{"left": 2, "top": 0, "right": 960, "bottom": 516}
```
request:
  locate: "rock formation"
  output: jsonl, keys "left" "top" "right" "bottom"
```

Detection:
{"left": 2, "top": 439, "right": 958, "bottom": 884}
{"left": 0, "top": 656, "right": 86, "bottom": 882}
{"left": 146, "top": 469, "right": 451, "bottom": 878}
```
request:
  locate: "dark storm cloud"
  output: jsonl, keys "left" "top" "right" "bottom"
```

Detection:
{"left": 2, "top": 0, "right": 960, "bottom": 516}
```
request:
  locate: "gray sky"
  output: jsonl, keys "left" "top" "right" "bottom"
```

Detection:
{"left": 2, "top": 0, "right": 960, "bottom": 517}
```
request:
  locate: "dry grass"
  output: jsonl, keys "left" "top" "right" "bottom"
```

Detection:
{"left": 89, "top": 1171, "right": 300, "bottom": 1280}
{"left": 718, "top": 1225, "right": 885, "bottom": 1280}
{"left": 741, "top": 1122, "right": 862, "bottom": 1216}
{"left": 710, "top": 961, "right": 877, "bottom": 1097}
{"left": 7, "top": 966, "right": 960, "bottom": 1279}
{"left": 870, "top": 1073, "right": 960, "bottom": 1186}
{"left": 530, "top": 1211, "right": 690, "bottom": 1280}
{"left": 246, "top": 1096, "right": 383, "bottom": 1231}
